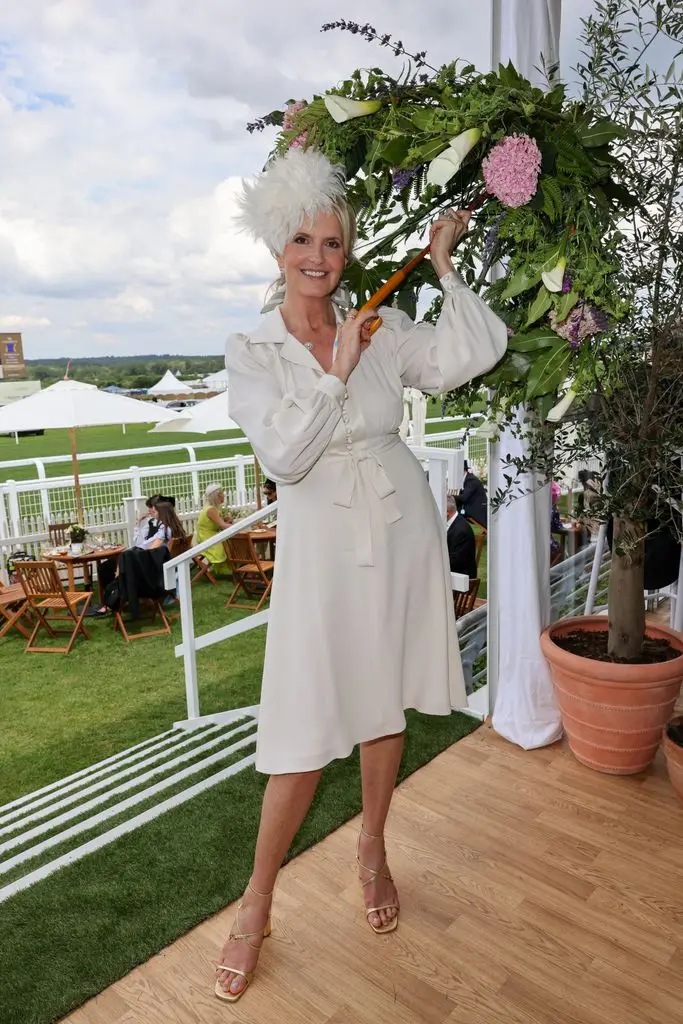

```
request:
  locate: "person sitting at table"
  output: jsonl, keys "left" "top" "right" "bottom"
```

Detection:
{"left": 196, "top": 483, "right": 233, "bottom": 575}
{"left": 133, "top": 494, "right": 161, "bottom": 547}
{"left": 458, "top": 460, "right": 488, "bottom": 528}
{"left": 95, "top": 502, "right": 186, "bottom": 614}
{"left": 263, "top": 479, "right": 277, "bottom": 504}
{"left": 140, "top": 501, "right": 185, "bottom": 550}
{"left": 446, "top": 493, "right": 477, "bottom": 580}
{"left": 133, "top": 493, "right": 179, "bottom": 547}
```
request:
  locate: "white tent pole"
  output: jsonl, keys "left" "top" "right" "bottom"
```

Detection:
{"left": 488, "top": 0, "right": 564, "bottom": 750}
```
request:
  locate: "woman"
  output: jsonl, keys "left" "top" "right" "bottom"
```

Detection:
{"left": 147, "top": 501, "right": 184, "bottom": 549}
{"left": 216, "top": 148, "right": 507, "bottom": 1002}
{"left": 195, "top": 483, "right": 233, "bottom": 574}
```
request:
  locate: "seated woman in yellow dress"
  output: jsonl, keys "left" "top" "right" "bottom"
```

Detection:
{"left": 196, "top": 483, "right": 233, "bottom": 575}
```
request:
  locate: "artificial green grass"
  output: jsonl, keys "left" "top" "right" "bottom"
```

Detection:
{"left": 0, "top": 423, "right": 251, "bottom": 483}
{"left": 1, "top": 586, "right": 480, "bottom": 1024}
{"left": 0, "top": 709, "right": 478, "bottom": 1024}
{"left": 0, "top": 587, "right": 263, "bottom": 804}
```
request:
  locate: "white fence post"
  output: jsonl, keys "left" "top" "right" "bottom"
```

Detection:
{"left": 427, "top": 456, "right": 448, "bottom": 518}
{"left": 235, "top": 459, "right": 247, "bottom": 506}
{"left": 123, "top": 497, "right": 139, "bottom": 546}
{"left": 184, "top": 445, "right": 201, "bottom": 505}
{"left": 6, "top": 480, "right": 21, "bottom": 536}
{"left": 130, "top": 467, "right": 142, "bottom": 500}
{"left": 34, "top": 460, "right": 51, "bottom": 527}
{"left": 175, "top": 560, "right": 200, "bottom": 720}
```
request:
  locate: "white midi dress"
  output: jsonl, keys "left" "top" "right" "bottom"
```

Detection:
{"left": 225, "top": 270, "right": 507, "bottom": 774}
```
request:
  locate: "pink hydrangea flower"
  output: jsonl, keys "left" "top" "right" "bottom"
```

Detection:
{"left": 288, "top": 131, "right": 308, "bottom": 149}
{"left": 283, "top": 101, "right": 306, "bottom": 131}
{"left": 482, "top": 134, "right": 542, "bottom": 208}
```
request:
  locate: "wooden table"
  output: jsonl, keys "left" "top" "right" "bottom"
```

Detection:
{"left": 553, "top": 523, "right": 583, "bottom": 559}
{"left": 240, "top": 526, "right": 276, "bottom": 560}
{"left": 45, "top": 546, "right": 125, "bottom": 603}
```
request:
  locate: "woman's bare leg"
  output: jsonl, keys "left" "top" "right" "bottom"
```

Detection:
{"left": 217, "top": 769, "right": 321, "bottom": 996}
{"left": 358, "top": 731, "right": 405, "bottom": 929}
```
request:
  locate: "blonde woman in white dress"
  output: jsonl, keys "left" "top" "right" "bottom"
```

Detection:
{"left": 215, "top": 149, "right": 507, "bottom": 1003}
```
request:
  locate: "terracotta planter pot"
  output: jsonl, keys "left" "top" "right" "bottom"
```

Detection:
{"left": 663, "top": 716, "right": 683, "bottom": 805}
{"left": 540, "top": 616, "right": 683, "bottom": 775}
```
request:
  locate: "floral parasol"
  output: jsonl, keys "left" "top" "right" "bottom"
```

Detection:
{"left": 246, "top": 22, "right": 636, "bottom": 418}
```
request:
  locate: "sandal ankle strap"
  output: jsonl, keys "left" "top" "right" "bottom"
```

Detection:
{"left": 360, "top": 824, "right": 384, "bottom": 841}
{"left": 247, "top": 878, "right": 274, "bottom": 898}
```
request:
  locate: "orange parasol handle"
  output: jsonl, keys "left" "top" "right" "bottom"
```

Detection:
{"left": 360, "top": 191, "right": 489, "bottom": 335}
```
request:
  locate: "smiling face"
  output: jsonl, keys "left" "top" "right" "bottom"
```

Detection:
{"left": 278, "top": 210, "right": 346, "bottom": 301}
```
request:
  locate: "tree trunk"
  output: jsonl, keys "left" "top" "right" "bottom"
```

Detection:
{"left": 607, "top": 515, "right": 646, "bottom": 660}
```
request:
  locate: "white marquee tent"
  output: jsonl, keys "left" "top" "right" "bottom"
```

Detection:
{"left": 147, "top": 370, "right": 193, "bottom": 395}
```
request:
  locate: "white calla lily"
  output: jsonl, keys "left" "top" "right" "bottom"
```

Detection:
{"left": 426, "top": 128, "right": 481, "bottom": 187}
{"left": 541, "top": 256, "right": 567, "bottom": 293}
{"left": 323, "top": 95, "right": 383, "bottom": 124}
{"left": 546, "top": 388, "right": 577, "bottom": 423}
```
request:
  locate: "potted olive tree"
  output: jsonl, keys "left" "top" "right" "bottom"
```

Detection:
{"left": 529, "top": 1, "right": 683, "bottom": 774}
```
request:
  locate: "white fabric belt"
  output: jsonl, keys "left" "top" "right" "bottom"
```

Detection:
{"left": 330, "top": 437, "right": 403, "bottom": 566}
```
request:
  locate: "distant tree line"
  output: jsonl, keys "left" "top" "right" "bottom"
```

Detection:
{"left": 25, "top": 355, "right": 225, "bottom": 390}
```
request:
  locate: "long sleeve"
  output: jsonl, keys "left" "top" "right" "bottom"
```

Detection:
{"left": 225, "top": 332, "right": 347, "bottom": 484}
{"left": 379, "top": 270, "right": 508, "bottom": 395}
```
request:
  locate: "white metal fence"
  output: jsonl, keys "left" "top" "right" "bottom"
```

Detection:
{"left": 0, "top": 453, "right": 262, "bottom": 581}
{"left": 0, "top": 428, "right": 473, "bottom": 578}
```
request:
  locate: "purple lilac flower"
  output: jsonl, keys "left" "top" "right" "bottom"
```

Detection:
{"left": 483, "top": 213, "right": 505, "bottom": 262}
{"left": 392, "top": 167, "right": 417, "bottom": 191}
{"left": 550, "top": 301, "right": 609, "bottom": 349}
{"left": 562, "top": 274, "right": 573, "bottom": 293}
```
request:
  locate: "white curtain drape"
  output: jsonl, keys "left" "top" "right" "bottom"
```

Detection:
{"left": 488, "top": 0, "right": 564, "bottom": 749}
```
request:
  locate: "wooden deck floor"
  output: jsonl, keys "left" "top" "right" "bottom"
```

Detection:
{"left": 62, "top": 716, "right": 683, "bottom": 1024}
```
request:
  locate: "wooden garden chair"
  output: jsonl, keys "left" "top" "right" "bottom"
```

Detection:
{"left": 0, "top": 580, "right": 32, "bottom": 640}
{"left": 113, "top": 596, "right": 172, "bottom": 642}
{"left": 454, "top": 578, "right": 480, "bottom": 619}
{"left": 111, "top": 539, "right": 190, "bottom": 641}
{"left": 14, "top": 560, "right": 92, "bottom": 654}
{"left": 473, "top": 529, "right": 487, "bottom": 570}
{"left": 48, "top": 522, "right": 72, "bottom": 545}
{"left": 225, "top": 535, "right": 274, "bottom": 612}
{"left": 191, "top": 554, "right": 220, "bottom": 587}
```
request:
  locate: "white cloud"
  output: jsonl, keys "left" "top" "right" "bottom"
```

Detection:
{"left": 0, "top": 0, "right": 601, "bottom": 358}
{"left": 0, "top": 314, "right": 51, "bottom": 329}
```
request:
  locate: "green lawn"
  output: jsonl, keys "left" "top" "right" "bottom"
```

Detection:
{"left": 0, "top": 584, "right": 480, "bottom": 1024}
{"left": 0, "top": 424, "right": 252, "bottom": 484}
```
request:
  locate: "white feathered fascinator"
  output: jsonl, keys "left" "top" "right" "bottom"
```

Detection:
{"left": 235, "top": 148, "right": 347, "bottom": 255}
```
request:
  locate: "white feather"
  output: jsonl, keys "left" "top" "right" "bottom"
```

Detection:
{"left": 235, "top": 149, "right": 347, "bottom": 254}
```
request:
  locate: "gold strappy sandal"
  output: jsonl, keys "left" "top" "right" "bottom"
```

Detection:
{"left": 214, "top": 880, "right": 273, "bottom": 1003}
{"left": 356, "top": 825, "right": 399, "bottom": 934}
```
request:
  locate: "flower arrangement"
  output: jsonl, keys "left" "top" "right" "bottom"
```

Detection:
{"left": 247, "top": 21, "right": 634, "bottom": 418}
{"left": 68, "top": 524, "right": 88, "bottom": 544}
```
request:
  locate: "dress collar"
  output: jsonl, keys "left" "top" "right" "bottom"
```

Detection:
{"left": 248, "top": 307, "right": 342, "bottom": 372}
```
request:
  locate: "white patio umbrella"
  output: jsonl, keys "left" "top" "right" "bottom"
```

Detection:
{"left": 0, "top": 379, "right": 177, "bottom": 520}
{"left": 149, "top": 391, "right": 240, "bottom": 435}
{"left": 150, "top": 392, "right": 263, "bottom": 505}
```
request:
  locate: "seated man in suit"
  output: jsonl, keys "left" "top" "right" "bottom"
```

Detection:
{"left": 446, "top": 493, "right": 478, "bottom": 580}
{"left": 458, "top": 460, "right": 488, "bottom": 528}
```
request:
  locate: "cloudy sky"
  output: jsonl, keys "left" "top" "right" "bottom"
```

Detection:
{"left": 0, "top": 0, "right": 595, "bottom": 360}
